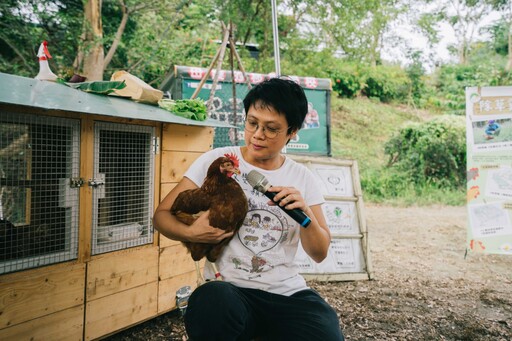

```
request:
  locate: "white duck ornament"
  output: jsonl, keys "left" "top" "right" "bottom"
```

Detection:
{"left": 35, "top": 41, "right": 58, "bottom": 81}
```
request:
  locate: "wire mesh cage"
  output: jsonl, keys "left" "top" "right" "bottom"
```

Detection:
{"left": 91, "top": 122, "right": 155, "bottom": 255}
{"left": 0, "top": 112, "right": 80, "bottom": 274}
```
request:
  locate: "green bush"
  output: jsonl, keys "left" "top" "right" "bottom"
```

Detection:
{"left": 383, "top": 115, "right": 466, "bottom": 189}
{"left": 360, "top": 168, "right": 465, "bottom": 206}
{"left": 328, "top": 63, "right": 364, "bottom": 98}
{"left": 279, "top": 47, "right": 337, "bottom": 79}
{"left": 431, "top": 60, "right": 512, "bottom": 115}
{"left": 360, "top": 168, "right": 412, "bottom": 199}
{"left": 405, "top": 52, "right": 427, "bottom": 107}
{"left": 362, "top": 65, "right": 411, "bottom": 103}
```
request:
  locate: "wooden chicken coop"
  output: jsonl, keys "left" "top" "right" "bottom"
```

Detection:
{"left": 0, "top": 72, "right": 228, "bottom": 340}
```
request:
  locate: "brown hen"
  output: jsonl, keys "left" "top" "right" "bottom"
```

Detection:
{"left": 170, "top": 153, "right": 248, "bottom": 284}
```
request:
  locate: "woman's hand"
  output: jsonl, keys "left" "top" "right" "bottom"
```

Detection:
{"left": 153, "top": 177, "right": 234, "bottom": 243}
{"left": 186, "top": 211, "right": 234, "bottom": 243}
{"left": 267, "top": 186, "right": 331, "bottom": 263}
{"left": 266, "top": 186, "right": 307, "bottom": 211}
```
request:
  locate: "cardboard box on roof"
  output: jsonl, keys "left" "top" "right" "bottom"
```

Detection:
{"left": 111, "top": 70, "right": 163, "bottom": 104}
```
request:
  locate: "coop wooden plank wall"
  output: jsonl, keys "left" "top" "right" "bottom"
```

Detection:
{"left": 0, "top": 262, "right": 85, "bottom": 340}
{"left": 0, "top": 106, "right": 216, "bottom": 340}
{"left": 85, "top": 282, "right": 158, "bottom": 340}
{"left": 157, "top": 123, "right": 213, "bottom": 314}
{"left": 0, "top": 306, "right": 84, "bottom": 341}
{"left": 84, "top": 246, "right": 159, "bottom": 339}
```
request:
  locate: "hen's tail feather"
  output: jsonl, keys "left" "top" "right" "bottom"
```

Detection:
{"left": 206, "top": 237, "right": 233, "bottom": 262}
{"left": 184, "top": 241, "right": 211, "bottom": 261}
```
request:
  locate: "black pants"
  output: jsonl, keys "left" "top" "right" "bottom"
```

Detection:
{"left": 184, "top": 281, "right": 344, "bottom": 341}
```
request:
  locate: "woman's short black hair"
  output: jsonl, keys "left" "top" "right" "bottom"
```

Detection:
{"left": 243, "top": 77, "right": 308, "bottom": 132}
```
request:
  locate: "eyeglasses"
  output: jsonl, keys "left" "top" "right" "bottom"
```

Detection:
{"left": 244, "top": 120, "right": 288, "bottom": 139}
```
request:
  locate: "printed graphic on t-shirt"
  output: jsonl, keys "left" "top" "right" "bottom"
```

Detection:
{"left": 231, "top": 193, "right": 292, "bottom": 276}
{"left": 231, "top": 255, "right": 272, "bottom": 275}
{"left": 240, "top": 209, "right": 283, "bottom": 253}
{"left": 238, "top": 202, "right": 288, "bottom": 255}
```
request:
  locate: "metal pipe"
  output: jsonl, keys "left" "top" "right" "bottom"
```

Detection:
{"left": 271, "top": 0, "right": 281, "bottom": 77}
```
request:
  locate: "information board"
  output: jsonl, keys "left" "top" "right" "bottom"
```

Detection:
{"left": 159, "top": 65, "right": 332, "bottom": 156}
{"left": 291, "top": 156, "right": 373, "bottom": 281}
{"left": 465, "top": 86, "right": 512, "bottom": 255}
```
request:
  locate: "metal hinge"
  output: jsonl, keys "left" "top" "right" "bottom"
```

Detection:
{"left": 70, "top": 177, "right": 85, "bottom": 188}
{"left": 152, "top": 136, "right": 160, "bottom": 154}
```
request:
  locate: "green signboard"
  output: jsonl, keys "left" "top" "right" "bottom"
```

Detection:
{"left": 160, "top": 65, "right": 332, "bottom": 156}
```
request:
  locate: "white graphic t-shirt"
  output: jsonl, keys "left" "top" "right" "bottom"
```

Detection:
{"left": 184, "top": 146, "right": 324, "bottom": 296}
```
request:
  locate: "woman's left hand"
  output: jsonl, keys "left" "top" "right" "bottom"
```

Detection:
{"left": 268, "top": 186, "right": 331, "bottom": 263}
{"left": 267, "top": 186, "right": 307, "bottom": 211}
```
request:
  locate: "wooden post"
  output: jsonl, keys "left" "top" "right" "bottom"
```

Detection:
{"left": 228, "top": 22, "right": 239, "bottom": 145}
{"left": 190, "top": 20, "right": 252, "bottom": 125}
{"left": 207, "top": 23, "right": 230, "bottom": 111}
{"left": 190, "top": 26, "right": 229, "bottom": 100}
{"left": 229, "top": 40, "right": 251, "bottom": 90}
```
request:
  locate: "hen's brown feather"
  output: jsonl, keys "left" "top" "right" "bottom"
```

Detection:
{"left": 170, "top": 156, "right": 248, "bottom": 263}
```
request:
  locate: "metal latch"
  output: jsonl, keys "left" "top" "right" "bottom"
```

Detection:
{"left": 88, "top": 179, "right": 105, "bottom": 187}
{"left": 88, "top": 174, "right": 106, "bottom": 199}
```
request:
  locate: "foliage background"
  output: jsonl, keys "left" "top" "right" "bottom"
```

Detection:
{"left": 2, "top": 0, "right": 512, "bottom": 206}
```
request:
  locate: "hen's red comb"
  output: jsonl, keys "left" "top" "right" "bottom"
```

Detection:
{"left": 224, "top": 153, "right": 240, "bottom": 168}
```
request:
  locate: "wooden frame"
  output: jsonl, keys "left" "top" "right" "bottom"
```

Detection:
{"left": 290, "top": 155, "right": 373, "bottom": 281}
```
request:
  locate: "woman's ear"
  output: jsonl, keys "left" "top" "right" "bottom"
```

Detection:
{"left": 286, "top": 129, "right": 298, "bottom": 145}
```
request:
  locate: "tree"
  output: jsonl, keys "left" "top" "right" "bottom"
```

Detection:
{"left": 0, "top": 0, "right": 202, "bottom": 81}
{"left": 488, "top": 0, "right": 512, "bottom": 70}
{"left": 448, "top": 0, "right": 492, "bottom": 64}
{"left": 80, "top": 0, "right": 104, "bottom": 80}
{"left": 307, "top": 0, "right": 407, "bottom": 67}
{"left": 122, "top": 1, "right": 222, "bottom": 84}
{"left": 0, "top": 0, "right": 84, "bottom": 78}
{"left": 78, "top": 0, "right": 186, "bottom": 80}
{"left": 419, "top": 0, "right": 492, "bottom": 65}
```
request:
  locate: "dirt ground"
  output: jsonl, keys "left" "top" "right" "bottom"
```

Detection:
{"left": 105, "top": 204, "right": 512, "bottom": 340}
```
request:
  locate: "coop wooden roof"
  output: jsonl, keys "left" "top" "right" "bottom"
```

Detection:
{"left": 0, "top": 72, "right": 231, "bottom": 128}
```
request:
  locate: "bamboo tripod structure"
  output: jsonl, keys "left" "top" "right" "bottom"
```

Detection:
{"left": 191, "top": 21, "right": 252, "bottom": 143}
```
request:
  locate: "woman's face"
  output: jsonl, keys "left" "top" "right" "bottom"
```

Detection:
{"left": 243, "top": 103, "right": 296, "bottom": 168}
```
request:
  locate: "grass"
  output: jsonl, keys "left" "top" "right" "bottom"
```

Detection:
{"left": 329, "top": 96, "right": 465, "bottom": 206}
{"left": 330, "top": 96, "right": 431, "bottom": 170}
{"left": 363, "top": 182, "right": 466, "bottom": 206}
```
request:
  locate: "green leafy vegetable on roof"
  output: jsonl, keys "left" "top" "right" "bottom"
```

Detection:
{"left": 58, "top": 79, "right": 127, "bottom": 94}
{"left": 158, "top": 98, "right": 208, "bottom": 121}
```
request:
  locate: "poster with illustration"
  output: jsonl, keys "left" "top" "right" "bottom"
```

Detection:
{"left": 465, "top": 86, "right": 512, "bottom": 255}
{"left": 322, "top": 201, "right": 359, "bottom": 234}
{"left": 307, "top": 163, "right": 354, "bottom": 197}
{"left": 290, "top": 157, "right": 372, "bottom": 280}
{"left": 295, "top": 238, "right": 365, "bottom": 274}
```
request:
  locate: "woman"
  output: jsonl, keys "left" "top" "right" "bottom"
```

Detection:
{"left": 153, "top": 78, "right": 344, "bottom": 340}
